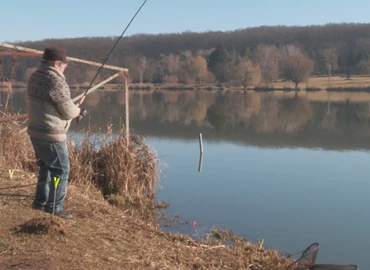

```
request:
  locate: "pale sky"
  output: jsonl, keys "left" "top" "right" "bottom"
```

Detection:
{"left": 1, "top": 0, "right": 370, "bottom": 43}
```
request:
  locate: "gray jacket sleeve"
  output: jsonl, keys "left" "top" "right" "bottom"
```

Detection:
{"left": 55, "top": 99, "right": 81, "bottom": 120}
{"left": 49, "top": 79, "right": 80, "bottom": 120}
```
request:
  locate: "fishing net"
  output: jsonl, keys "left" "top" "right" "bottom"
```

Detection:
{"left": 295, "top": 242, "right": 320, "bottom": 269}
{"left": 287, "top": 242, "right": 358, "bottom": 270}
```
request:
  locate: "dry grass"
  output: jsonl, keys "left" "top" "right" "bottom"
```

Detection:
{"left": 268, "top": 75, "right": 370, "bottom": 90}
{"left": 0, "top": 122, "right": 37, "bottom": 172}
{"left": 106, "top": 76, "right": 370, "bottom": 92}
{"left": 13, "top": 217, "right": 66, "bottom": 235}
{"left": 68, "top": 125, "right": 160, "bottom": 220}
{"left": 0, "top": 182, "right": 295, "bottom": 269}
{"left": 6, "top": 75, "right": 370, "bottom": 93}
{"left": 251, "top": 89, "right": 370, "bottom": 104}
{"left": 0, "top": 122, "right": 160, "bottom": 219}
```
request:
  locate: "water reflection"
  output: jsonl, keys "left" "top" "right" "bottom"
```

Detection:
{"left": 4, "top": 89, "right": 370, "bottom": 150}
{"left": 70, "top": 90, "right": 370, "bottom": 150}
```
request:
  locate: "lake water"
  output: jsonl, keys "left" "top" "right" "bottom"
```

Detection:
{"left": 7, "top": 89, "right": 370, "bottom": 268}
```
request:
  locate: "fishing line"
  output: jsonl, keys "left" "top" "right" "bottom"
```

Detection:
{"left": 0, "top": 193, "right": 35, "bottom": 197}
{"left": 0, "top": 180, "right": 54, "bottom": 191}
{"left": 0, "top": 182, "right": 39, "bottom": 190}
{"left": 0, "top": 180, "right": 65, "bottom": 198}
{"left": 77, "top": 0, "right": 148, "bottom": 106}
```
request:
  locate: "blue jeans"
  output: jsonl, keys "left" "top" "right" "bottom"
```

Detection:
{"left": 30, "top": 138, "right": 70, "bottom": 213}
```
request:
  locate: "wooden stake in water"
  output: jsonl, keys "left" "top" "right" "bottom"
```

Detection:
{"left": 198, "top": 153, "right": 203, "bottom": 172}
{"left": 52, "top": 177, "right": 60, "bottom": 219}
{"left": 198, "top": 133, "right": 204, "bottom": 172}
{"left": 199, "top": 133, "right": 203, "bottom": 155}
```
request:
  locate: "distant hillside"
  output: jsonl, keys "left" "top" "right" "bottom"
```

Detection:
{"left": 2, "top": 23, "right": 370, "bottom": 85}
{"left": 17, "top": 23, "right": 370, "bottom": 59}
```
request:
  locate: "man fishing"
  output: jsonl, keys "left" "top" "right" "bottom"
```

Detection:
{"left": 27, "top": 47, "right": 87, "bottom": 219}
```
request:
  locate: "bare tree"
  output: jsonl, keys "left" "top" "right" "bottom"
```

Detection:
{"left": 180, "top": 50, "right": 193, "bottom": 64}
{"left": 357, "top": 59, "right": 370, "bottom": 74}
{"left": 196, "top": 48, "right": 215, "bottom": 57}
{"left": 357, "top": 37, "right": 370, "bottom": 56}
{"left": 157, "top": 54, "right": 167, "bottom": 83}
{"left": 281, "top": 44, "right": 301, "bottom": 56}
{"left": 158, "top": 54, "right": 181, "bottom": 83}
{"left": 322, "top": 48, "right": 339, "bottom": 70}
{"left": 139, "top": 56, "right": 147, "bottom": 83}
{"left": 166, "top": 54, "right": 180, "bottom": 75}
{"left": 254, "top": 45, "right": 282, "bottom": 83}
{"left": 143, "top": 58, "right": 157, "bottom": 82}
{"left": 234, "top": 59, "right": 261, "bottom": 90}
{"left": 177, "top": 51, "right": 193, "bottom": 83}
{"left": 280, "top": 52, "right": 314, "bottom": 89}
{"left": 188, "top": 56, "right": 209, "bottom": 84}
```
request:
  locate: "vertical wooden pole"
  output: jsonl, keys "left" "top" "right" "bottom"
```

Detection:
{"left": 10, "top": 57, "right": 16, "bottom": 81}
{"left": 124, "top": 72, "right": 130, "bottom": 145}
{"left": 4, "top": 82, "right": 12, "bottom": 114}
{"left": 0, "top": 90, "right": 2, "bottom": 159}
{"left": 0, "top": 56, "right": 3, "bottom": 80}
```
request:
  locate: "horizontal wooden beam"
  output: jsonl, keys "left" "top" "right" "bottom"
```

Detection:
{"left": 9, "top": 71, "right": 124, "bottom": 129}
{"left": 0, "top": 51, "right": 42, "bottom": 57}
{"left": 0, "top": 113, "right": 28, "bottom": 123}
{"left": 0, "top": 43, "right": 128, "bottom": 72}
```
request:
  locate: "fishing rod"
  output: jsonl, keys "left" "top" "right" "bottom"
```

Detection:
{"left": 76, "top": 0, "right": 148, "bottom": 109}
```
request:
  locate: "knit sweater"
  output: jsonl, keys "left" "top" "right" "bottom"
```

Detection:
{"left": 27, "top": 61, "right": 80, "bottom": 141}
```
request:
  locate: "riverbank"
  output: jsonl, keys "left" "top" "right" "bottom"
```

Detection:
{"left": 0, "top": 125, "right": 294, "bottom": 269}
{"left": 2, "top": 74, "right": 370, "bottom": 92}
{"left": 0, "top": 178, "right": 294, "bottom": 270}
{"left": 99, "top": 75, "right": 370, "bottom": 92}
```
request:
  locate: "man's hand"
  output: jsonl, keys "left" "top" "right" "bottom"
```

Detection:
{"left": 76, "top": 108, "right": 88, "bottom": 123}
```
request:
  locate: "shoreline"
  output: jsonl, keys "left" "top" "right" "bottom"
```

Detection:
{"left": 3, "top": 75, "right": 370, "bottom": 92}
{"left": 0, "top": 172, "right": 295, "bottom": 269}
{"left": 0, "top": 124, "right": 295, "bottom": 269}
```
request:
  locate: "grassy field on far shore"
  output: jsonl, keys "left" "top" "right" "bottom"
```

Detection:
{"left": 2, "top": 74, "right": 370, "bottom": 92}
{"left": 268, "top": 75, "right": 370, "bottom": 90}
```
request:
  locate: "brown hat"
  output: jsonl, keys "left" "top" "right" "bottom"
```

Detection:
{"left": 42, "top": 47, "right": 69, "bottom": 63}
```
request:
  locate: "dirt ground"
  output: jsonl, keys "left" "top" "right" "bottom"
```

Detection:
{"left": 0, "top": 175, "right": 294, "bottom": 270}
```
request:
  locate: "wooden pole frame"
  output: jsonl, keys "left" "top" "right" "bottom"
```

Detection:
{"left": 18, "top": 71, "right": 125, "bottom": 132}
{"left": 0, "top": 43, "right": 131, "bottom": 133}
{"left": 124, "top": 72, "right": 130, "bottom": 145}
{"left": 0, "top": 42, "right": 128, "bottom": 72}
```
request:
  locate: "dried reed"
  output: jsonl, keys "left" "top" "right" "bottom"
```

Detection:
{"left": 0, "top": 122, "right": 36, "bottom": 172}
{"left": 0, "top": 122, "right": 160, "bottom": 220}
{"left": 207, "top": 228, "right": 294, "bottom": 269}
{"left": 68, "top": 125, "right": 160, "bottom": 218}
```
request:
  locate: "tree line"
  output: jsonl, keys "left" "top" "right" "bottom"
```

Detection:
{"left": 1, "top": 23, "right": 370, "bottom": 88}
